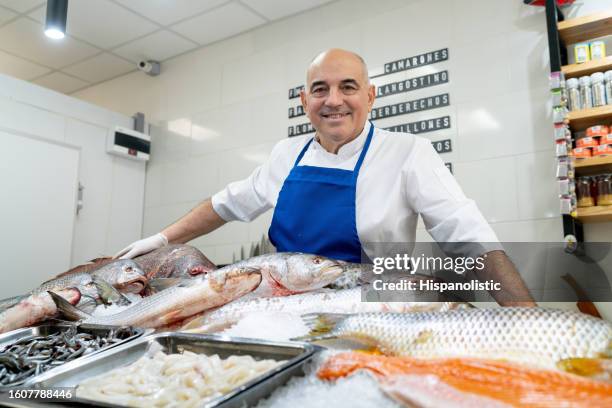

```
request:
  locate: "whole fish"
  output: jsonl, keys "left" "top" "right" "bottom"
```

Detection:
{"left": 318, "top": 352, "right": 612, "bottom": 408}
{"left": 134, "top": 244, "right": 216, "bottom": 280}
{"left": 51, "top": 265, "right": 262, "bottom": 328}
{"left": 56, "top": 245, "right": 215, "bottom": 281}
{"left": 296, "top": 308, "right": 612, "bottom": 371}
{"left": 229, "top": 253, "right": 344, "bottom": 298}
{"left": 0, "top": 289, "right": 81, "bottom": 334}
{"left": 0, "top": 260, "right": 145, "bottom": 313}
{"left": 181, "top": 287, "right": 471, "bottom": 333}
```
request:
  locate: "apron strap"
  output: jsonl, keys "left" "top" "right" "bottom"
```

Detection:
{"left": 353, "top": 122, "right": 375, "bottom": 176}
{"left": 293, "top": 138, "right": 314, "bottom": 167}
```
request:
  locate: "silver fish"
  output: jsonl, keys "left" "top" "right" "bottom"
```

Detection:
{"left": 40, "top": 259, "right": 147, "bottom": 295}
{"left": 182, "top": 287, "right": 470, "bottom": 333}
{"left": 231, "top": 253, "right": 344, "bottom": 297}
{"left": 0, "top": 289, "right": 81, "bottom": 334}
{"left": 296, "top": 307, "right": 612, "bottom": 370}
{"left": 52, "top": 265, "right": 262, "bottom": 328}
{"left": 0, "top": 260, "right": 147, "bottom": 313}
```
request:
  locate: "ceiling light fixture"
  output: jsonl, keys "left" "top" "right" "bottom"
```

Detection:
{"left": 45, "top": 0, "right": 68, "bottom": 40}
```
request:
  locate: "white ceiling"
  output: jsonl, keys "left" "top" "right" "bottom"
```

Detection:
{"left": 0, "top": 0, "right": 335, "bottom": 94}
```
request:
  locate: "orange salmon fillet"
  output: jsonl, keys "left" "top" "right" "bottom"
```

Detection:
{"left": 318, "top": 352, "right": 612, "bottom": 408}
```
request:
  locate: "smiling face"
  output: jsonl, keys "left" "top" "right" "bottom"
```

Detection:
{"left": 301, "top": 49, "right": 376, "bottom": 153}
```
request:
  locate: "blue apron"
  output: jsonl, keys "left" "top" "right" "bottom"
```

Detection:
{"left": 268, "top": 124, "right": 374, "bottom": 262}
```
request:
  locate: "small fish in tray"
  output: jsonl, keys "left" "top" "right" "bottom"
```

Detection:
{"left": 0, "top": 325, "right": 137, "bottom": 387}
{"left": 32, "top": 333, "right": 319, "bottom": 408}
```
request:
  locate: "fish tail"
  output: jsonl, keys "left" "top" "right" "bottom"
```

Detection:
{"left": 292, "top": 313, "right": 348, "bottom": 342}
{"left": 48, "top": 291, "right": 91, "bottom": 321}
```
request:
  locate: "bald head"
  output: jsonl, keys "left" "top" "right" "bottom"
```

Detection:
{"left": 307, "top": 49, "right": 370, "bottom": 85}
{"left": 300, "top": 48, "right": 376, "bottom": 154}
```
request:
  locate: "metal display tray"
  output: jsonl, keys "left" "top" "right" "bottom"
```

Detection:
{"left": 0, "top": 322, "right": 148, "bottom": 389}
{"left": 30, "top": 332, "right": 321, "bottom": 408}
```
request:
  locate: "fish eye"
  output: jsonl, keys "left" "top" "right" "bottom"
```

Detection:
{"left": 125, "top": 266, "right": 133, "bottom": 272}
{"left": 313, "top": 258, "right": 322, "bottom": 264}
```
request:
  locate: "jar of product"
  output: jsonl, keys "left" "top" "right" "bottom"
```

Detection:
{"left": 591, "top": 72, "right": 606, "bottom": 107}
{"left": 577, "top": 177, "right": 595, "bottom": 207}
{"left": 566, "top": 78, "right": 581, "bottom": 110}
{"left": 605, "top": 71, "right": 612, "bottom": 105}
{"left": 590, "top": 41, "right": 606, "bottom": 60}
{"left": 597, "top": 174, "right": 612, "bottom": 206}
{"left": 575, "top": 43, "right": 590, "bottom": 63}
{"left": 579, "top": 76, "right": 593, "bottom": 109}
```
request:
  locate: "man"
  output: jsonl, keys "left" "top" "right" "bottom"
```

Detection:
{"left": 116, "top": 49, "right": 535, "bottom": 306}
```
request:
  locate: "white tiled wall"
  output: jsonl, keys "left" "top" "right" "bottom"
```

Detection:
{"left": 0, "top": 73, "right": 146, "bottom": 267}
{"left": 73, "top": 0, "right": 612, "bottom": 266}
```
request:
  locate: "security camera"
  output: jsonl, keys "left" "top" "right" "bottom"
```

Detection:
{"left": 137, "top": 60, "right": 160, "bottom": 76}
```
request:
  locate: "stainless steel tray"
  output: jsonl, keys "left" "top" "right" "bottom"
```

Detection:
{"left": 0, "top": 322, "right": 148, "bottom": 389}
{"left": 31, "top": 332, "right": 321, "bottom": 408}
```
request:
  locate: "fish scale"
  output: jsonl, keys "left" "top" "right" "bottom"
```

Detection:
{"left": 302, "top": 308, "right": 612, "bottom": 369}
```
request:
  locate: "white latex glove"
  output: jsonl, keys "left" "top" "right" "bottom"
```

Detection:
{"left": 114, "top": 233, "right": 168, "bottom": 259}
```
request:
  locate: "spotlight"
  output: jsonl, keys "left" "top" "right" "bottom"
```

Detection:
{"left": 45, "top": 0, "right": 68, "bottom": 40}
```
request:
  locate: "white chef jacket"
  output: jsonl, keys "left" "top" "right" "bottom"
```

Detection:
{"left": 212, "top": 122, "right": 499, "bottom": 258}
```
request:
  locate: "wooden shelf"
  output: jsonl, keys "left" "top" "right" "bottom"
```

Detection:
{"left": 567, "top": 105, "right": 612, "bottom": 131}
{"left": 577, "top": 206, "right": 612, "bottom": 223}
{"left": 574, "top": 156, "right": 612, "bottom": 175}
{"left": 562, "top": 56, "right": 612, "bottom": 79}
{"left": 558, "top": 10, "right": 612, "bottom": 45}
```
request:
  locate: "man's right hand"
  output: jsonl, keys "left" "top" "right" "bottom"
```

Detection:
{"left": 114, "top": 233, "right": 168, "bottom": 259}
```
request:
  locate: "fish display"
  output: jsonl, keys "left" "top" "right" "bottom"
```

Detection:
{"left": 52, "top": 265, "right": 262, "bottom": 328}
{"left": 231, "top": 253, "right": 344, "bottom": 298}
{"left": 0, "top": 325, "right": 136, "bottom": 387}
{"left": 0, "top": 289, "right": 81, "bottom": 334}
{"left": 181, "top": 287, "right": 471, "bottom": 333}
{"left": 296, "top": 308, "right": 612, "bottom": 370}
{"left": 318, "top": 352, "right": 612, "bottom": 408}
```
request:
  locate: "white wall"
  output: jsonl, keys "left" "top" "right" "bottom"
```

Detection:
{"left": 73, "top": 0, "right": 612, "bottom": 262}
{"left": 0, "top": 73, "right": 146, "bottom": 270}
